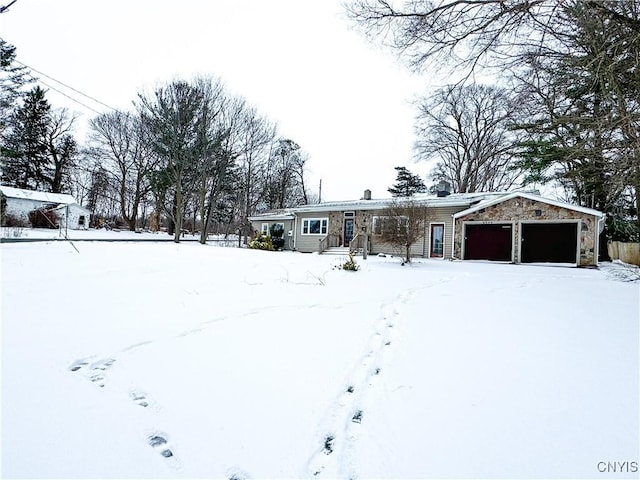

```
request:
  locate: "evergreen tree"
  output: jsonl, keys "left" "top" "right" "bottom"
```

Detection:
{"left": 2, "top": 86, "right": 50, "bottom": 189}
{"left": 2, "top": 87, "right": 78, "bottom": 193}
{"left": 387, "top": 166, "right": 427, "bottom": 197}
{"left": 0, "top": 39, "right": 29, "bottom": 135}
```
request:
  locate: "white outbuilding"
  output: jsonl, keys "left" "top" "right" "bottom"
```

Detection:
{"left": 0, "top": 185, "right": 91, "bottom": 230}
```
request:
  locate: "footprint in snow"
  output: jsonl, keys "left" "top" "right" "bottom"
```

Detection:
{"left": 148, "top": 433, "right": 174, "bottom": 458}
{"left": 131, "top": 391, "right": 150, "bottom": 408}
{"left": 226, "top": 466, "right": 251, "bottom": 480}
{"left": 322, "top": 435, "right": 335, "bottom": 455}
{"left": 90, "top": 358, "right": 116, "bottom": 371}
{"left": 68, "top": 359, "right": 91, "bottom": 372}
{"left": 146, "top": 431, "right": 184, "bottom": 472}
{"left": 88, "top": 372, "right": 106, "bottom": 388}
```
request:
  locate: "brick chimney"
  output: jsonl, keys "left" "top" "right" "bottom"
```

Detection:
{"left": 363, "top": 189, "right": 371, "bottom": 200}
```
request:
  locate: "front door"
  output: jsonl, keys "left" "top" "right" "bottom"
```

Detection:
{"left": 344, "top": 218, "right": 355, "bottom": 247}
{"left": 430, "top": 223, "right": 444, "bottom": 257}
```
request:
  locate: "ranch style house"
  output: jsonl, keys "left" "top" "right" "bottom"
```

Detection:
{"left": 249, "top": 188, "right": 605, "bottom": 267}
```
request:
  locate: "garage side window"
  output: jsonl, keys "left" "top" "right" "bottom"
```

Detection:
{"left": 302, "top": 218, "right": 328, "bottom": 235}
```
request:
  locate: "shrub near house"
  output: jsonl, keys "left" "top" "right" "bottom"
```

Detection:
{"left": 270, "top": 223, "right": 285, "bottom": 250}
{"left": 248, "top": 232, "right": 275, "bottom": 251}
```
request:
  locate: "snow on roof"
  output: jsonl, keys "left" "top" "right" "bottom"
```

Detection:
{"left": 250, "top": 190, "right": 597, "bottom": 218}
{"left": 453, "top": 191, "right": 604, "bottom": 219}
{"left": 290, "top": 191, "right": 506, "bottom": 213}
{"left": 0, "top": 185, "right": 77, "bottom": 205}
{"left": 248, "top": 211, "right": 296, "bottom": 221}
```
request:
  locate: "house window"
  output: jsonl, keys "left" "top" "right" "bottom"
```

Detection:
{"left": 372, "top": 216, "right": 408, "bottom": 235}
{"left": 78, "top": 215, "right": 86, "bottom": 226}
{"left": 302, "top": 218, "right": 328, "bottom": 235}
{"left": 261, "top": 223, "right": 269, "bottom": 234}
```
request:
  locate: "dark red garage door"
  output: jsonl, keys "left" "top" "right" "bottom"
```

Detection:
{"left": 520, "top": 222, "right": 578, "bottom": 263}
{"left": 464, "top": 224, "right": 513, "bottom": 261}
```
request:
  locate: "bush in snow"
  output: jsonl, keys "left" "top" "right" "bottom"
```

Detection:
{"left": 248, "top": 232, "right": 275, "bottom": 251}
{"left": 339, "top": 253, "right": 359, "bottom": 271}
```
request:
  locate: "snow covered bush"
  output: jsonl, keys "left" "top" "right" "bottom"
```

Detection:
{"left": 248, "top": 232, "right": 275, "bottom": 251}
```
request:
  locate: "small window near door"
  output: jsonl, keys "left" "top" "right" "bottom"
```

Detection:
{"left": 430, "top": 224, "right": 444, "bottom": 257}
{"left": 261, "top": 223, "right": 269, "bottom": 234}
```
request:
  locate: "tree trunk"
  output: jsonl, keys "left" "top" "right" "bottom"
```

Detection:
{"left": 173, "top": 179, "right": 183, "bottom": 243}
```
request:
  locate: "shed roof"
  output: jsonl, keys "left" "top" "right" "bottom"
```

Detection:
{"left": 52, "top": 203, "right": 92, "bottom": 214}
{"left": 0, "top": 185, "right": 77, "bottom": 205}
{"left": 452, "top": 191, "right": 604, "bottom": 219}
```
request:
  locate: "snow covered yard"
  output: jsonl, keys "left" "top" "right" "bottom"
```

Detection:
{"left": 1, "top": 241, "right": 638, "bottom": 479}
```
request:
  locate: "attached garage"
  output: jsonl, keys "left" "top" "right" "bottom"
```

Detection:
{"left": 464, "top": 223, "right": 513, "bottom": 261}
{"left": 520, "top": 222, "right": 578, "bottom": 264}
{"left": 453, "top": 192, "right": 604, "bottom": 267}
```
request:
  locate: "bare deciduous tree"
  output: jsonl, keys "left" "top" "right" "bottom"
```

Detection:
{"left": 375, "top": 198, "right": 427, "bottom": 263}
{"left": 345, "top": 0, "right": 558, "bottom": 77}
{"left": 415, "top": 84, "right": 522, "bottom": 192}
{"left": 89, "top": 110, "right": 156, "bottom": 230}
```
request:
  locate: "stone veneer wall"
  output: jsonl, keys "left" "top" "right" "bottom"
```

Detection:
{"left": 453, "top": 197, "right": 599, "bottom": 266}
{"left": 327, "top": 210, "right": 374, "bottom": 245}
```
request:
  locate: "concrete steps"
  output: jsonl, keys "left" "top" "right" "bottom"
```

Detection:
{"left": 322, "top": 247, "right": 351, "bottom": 255}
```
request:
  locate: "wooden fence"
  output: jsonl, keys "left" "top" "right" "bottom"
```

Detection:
{"left": 608, "top": 241, "right": 640, "bottom": 266}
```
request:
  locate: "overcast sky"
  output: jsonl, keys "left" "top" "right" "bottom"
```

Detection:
{"left": 0, "top": 0, "right": 438, "bottom": 202}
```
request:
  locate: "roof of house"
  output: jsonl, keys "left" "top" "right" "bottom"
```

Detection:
{"left": 452, "top": 191, "right": 605, "bottom": 219}
{"left": 251, "top": 191, "right": 510, "bottom": 218}
{"left": 248, "top": 211, "right": 296, "bottom": 221}
{"left": 249, "top": 190, "right": 604, "bottom": 221}
{"left": 0, "top": 185, "right": 77, "bottom": 205}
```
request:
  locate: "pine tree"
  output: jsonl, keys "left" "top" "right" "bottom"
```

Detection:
{"left": 2, "top": 86, "right": 50, "bottom": 190}
{"left": 0, "top": 39, "right": 29, "bottom": 134}
{"left": 387, "top": 166, "right": 427, "bottom": 197}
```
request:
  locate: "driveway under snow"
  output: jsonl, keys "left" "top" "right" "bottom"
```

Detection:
{"left": 1, "top": 241, "right": 638, "bottom": 479}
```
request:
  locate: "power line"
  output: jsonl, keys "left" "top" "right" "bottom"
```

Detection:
{"left": 14, "top": 59, "right": 118, "bottom": 112}
{"left": 36, "top": 78, "right": 104, "bottom": 115}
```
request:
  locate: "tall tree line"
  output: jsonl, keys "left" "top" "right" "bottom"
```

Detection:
{"left": 0, "top": 46, "right": 312, "bottom": 239}
{"left": 348, "top": 0, "right": 640, "bottom": 240}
